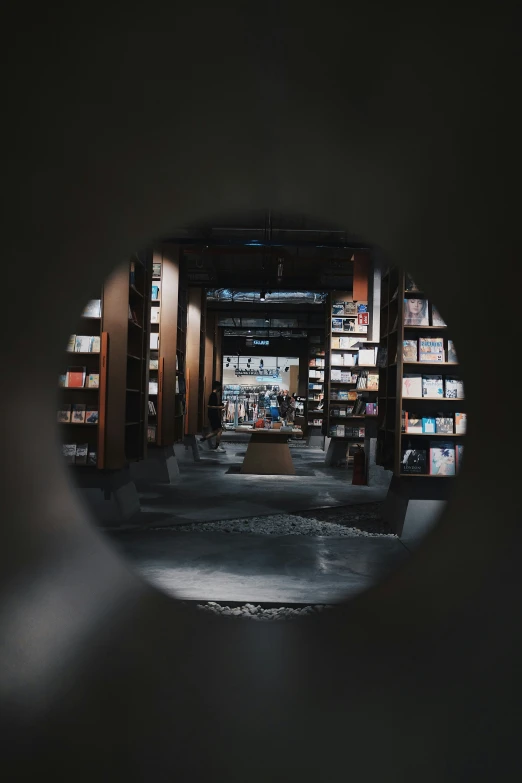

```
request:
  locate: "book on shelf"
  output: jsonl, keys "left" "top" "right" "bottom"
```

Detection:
{"left": 75, "top": 443, "right": 88, "bottom": 465}
{"left": 404, "top": 413, "right": 423, "bottom": 433}
{"left": 332, "top": 302, "right": 345, "bottom": 316}
{"left": 456, "top": 444, "right": 464, "bottom": 473}
{"left": 147, "top": 425, "right": 157, "bottom": 442}
{"left": 337, "top": 424, "right": 345, "bottom": 437}
{"left": 91, "top": 335, "right": 101, "bottom": 353}
{"left": 87, "top": 451, "right": 97, "bottom": 466}
{"left": 435, "top": 416, "right": 454, "bottom": 434}
{"left": 332, "top": 318, "right": 344, "bottom": 332}
{"left": 331, "top": 406, "right": 340, "bottom": 417}
{"left": 358, "top": 348, "right": 376, "bottom": 365}
{"left": 342, "top": 353, "right": 356, "bottom": 366}
{"left": 148, "top": 399, "right": 157, "bottom": 415}
{"left": 71, "top": 403, "right": 86, "bottom": 423}
{"left": 422, "top": 417, "right": 436, "bottom": 434}
{"left": 74, "top": 335, "right": 93, "bottom": 353}
{"left": 447, "top": 340, "right": 458, "bottom": 364}
{"left": 58, "top": 374, "right": 67, "bottom": 387}
{"left": 346, "top": 302, "right": 358, "bottom": 315}
{"left": 403, "top": 340, "right": 418, "bottom": 362}
{"left": 82, "top": 299, "right": 102, "bottom": 318}
{"left": 149, "top": 380, "right": 159, "bottom": 395}
{"left": 57, "top": 404, "right": 72, "bottom": 423}
{"left": 87, "top": 373, "right": 99, "bottom": 388}
{"left": 403, "top": 374, "right": 423, "bottom": 398}
{"left": 431, "top": 304, "right": 446, "bottom": 327}
{"left": 357, "top": 303, "right": 368, "bottom": 313}
{"left": 66, "top": 366, "right": 87, "bottom": 388}
{"left": 404, "top": 273, "right": 421, "bottom": 292}
{"left": 455, "top": 412, "right": 467, "bottom": 434}
{"left": 444, "top": 377, "right": 465, "bottom": 399}
{"left": 376, "top": 346, "right": 388, "bottom": 368}
{"left": 85, "top": 407, "right": 99, "bottom": 424}
{"left": 62, "top": 444, "right": 76, "bottom": 464}
{"left": 367, "top": 372, "right": 379, "bottom": 391}
{"left": 151, "top": 307, "right": 161, "bottom": 324}
{"left": 404, "top": 298, "right": 429, "bottom": 326}
{"left": 342, "top": 317, "right": 357, "bottom": 332}
{"left": 150, "top": 332, "right": 159, "bottom": 350}
{"left": 152, "top": 262, "right": 161, "bottom": 278}
{"left": 365, "top": 402, "right": 377, "bottom": 416}
{"left": 151, "top": 284, "right": 160, "bottom": 300}
{"left": 339, "top": 407, "right": 347, "bottom": 417}
{"left": 430, "top": 441, "right": 456, "bottom": 475}
{"left": 401, "top": 449, "right": 427, "bottom": 474}
{"left": 422, "top": 375, "right": 444, "bottom": 398}
{"left": 149, "top": 358, "right": 159, "bottom": 370}
{"left": 67, "top": 334, "right": 76, "bottom": 352}
{"left": 339, "top": 335, "right": 363, "bottom": 349}
{"left": 356, "top": 372, "right": 368, "bottom": 390}
{"left": 331, "top": 369, "right": 342, "bottom": 381}
{"left": 419, "top": 336, "right": 445, "bottom": 362}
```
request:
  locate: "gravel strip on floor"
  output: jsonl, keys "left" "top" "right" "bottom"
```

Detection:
{"left": 196, "top": 602, "right": 335, "bottom": 621}
{"left": 292, "top": 502, "right": 392, "bottom": 535}
{"left": 149, "top": 512, "right": 396, "bottom": 537}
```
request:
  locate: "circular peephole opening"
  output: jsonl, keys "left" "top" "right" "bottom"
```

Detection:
{"left": 57, "top": 212, "right": 466, "bottom": 621}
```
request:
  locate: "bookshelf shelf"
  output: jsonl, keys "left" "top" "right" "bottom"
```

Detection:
{"left": 404, "top": 324, "right": 447, "bottom": 330}
{"left": 402, "top": 432, "right": 464, "bottom": 437}
{"left": 60, "top": 386, "right": 99, "bottom": 391}
{"left": 400, "top": 473, "right": 454, "bottom": 478}
{"left": 376, "top": 267, "right": 465, "bottom": 478}
{"left": 59, "top": 422, "right": 98, "bottom": 426}
{"left": 66, "top": 351, "right": 100, "bottom": 355}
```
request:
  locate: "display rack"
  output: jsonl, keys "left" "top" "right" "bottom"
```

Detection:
{"left": 58, "top": 297, "right": 107, "bottom": 468}
{"left": 307, "top": 336, "right": 325, "bottom": 430}
{"left": 175, "top": 270, "right": 188, "bottom": 441}
{"left": 325, "top": 292, "right": 379, "bottom": 455}
{"left": 147, "top": 257, "right": 161, "bottom": 444}
{"left": 125, "top": 254, "right": 151, "bottom": 462}
{"left": 376, "top": 267, "right": 466, "bottom": 477}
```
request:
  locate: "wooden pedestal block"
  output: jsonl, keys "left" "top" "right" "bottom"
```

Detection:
{"left": 240, "top": 431, "right": 296, "bottom": 475}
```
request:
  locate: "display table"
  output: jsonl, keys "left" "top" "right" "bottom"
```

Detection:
{"left": 235, "top": 428, "right": 302, "bottom": 475}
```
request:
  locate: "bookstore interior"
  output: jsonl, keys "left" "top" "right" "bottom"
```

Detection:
{"left": 57, "top": 240, "right": 466, "bottom": 534}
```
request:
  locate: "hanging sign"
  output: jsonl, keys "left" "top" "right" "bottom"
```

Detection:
{"left": 253, "top": 339, "right": 270, "bottom": 346}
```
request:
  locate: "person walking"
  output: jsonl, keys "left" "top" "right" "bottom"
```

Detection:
{"left": 199, "top": 381, "right": 226, "bottom": 452}
{"left": 285, "top": 394, "right": 297, "bottom": 426}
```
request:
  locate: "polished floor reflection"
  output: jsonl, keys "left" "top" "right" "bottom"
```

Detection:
{"left": 113, "top": 527, "right": 409, "bottom": 603}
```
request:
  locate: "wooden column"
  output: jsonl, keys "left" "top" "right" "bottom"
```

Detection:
{"left": 158, "top": 244, "right": 179, "bottom": 446}
{"left": 353, "top": 251, "right": 370, "bottom": 301}
{"left": 204, "top": 311, "right": 215, "bottom": 408}
{"left": 214, "top": 323, "right": 223, "bottom": 383}
{"left": 186, "top": 287, "right": 202, "bottom": 435}
{"left": 101, "top": 262, "right": 129, "bottom": 469}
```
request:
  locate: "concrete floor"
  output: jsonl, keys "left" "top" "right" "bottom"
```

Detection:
{"left": 107, "top": 444, "right": 405, "bottom": 605}
{"left": 114, "top": 529, "right": 409, "bottom": 604}
{"left": 133, "top": 444, "right": 389, "bottom": 527}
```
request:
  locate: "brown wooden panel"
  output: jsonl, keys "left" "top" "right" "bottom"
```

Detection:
{"left": 101, "top": 263, "right": 129, "bottom": 470}
{"left": 158, "top": 244, "right": 179, "bottom": 445}
{"left": 204, "top": 312, "right": 215, "bottom": 406}
{"left": 353, "top": 252, "right": 370, "bottom": 301}
{"left": 97, "top": 331, "right": 109, "bottom": 469}
{"left": 186, "top": 287, "right": 202, "bottom": 434}
{"left": 157, "top": 356, "right": 164, "bottom": 446}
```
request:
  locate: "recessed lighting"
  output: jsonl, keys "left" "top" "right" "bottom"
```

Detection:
{"left": 260, "top": 291, "right": 266, "bottom": 302}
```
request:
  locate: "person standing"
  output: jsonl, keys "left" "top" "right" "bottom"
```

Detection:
{"left": 199, "top": 381, "right": 226, "bottom": 452}
{"left": 285, "top": 394, "right": 297, "bottom": 426}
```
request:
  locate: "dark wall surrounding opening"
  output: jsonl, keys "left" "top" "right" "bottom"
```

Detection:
{"left": 2, "top": 5, "right": 520, "bottom": 782}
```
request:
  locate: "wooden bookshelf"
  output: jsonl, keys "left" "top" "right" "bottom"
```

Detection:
{"left": 326, "top": 292, "right": 378, "bottom": 455}
{"left": 175, "top": 263, "right": 188, "bottom": 441}
{"left": 307, "top": 337, "right": 325, "bottom": 430}
{"left": 376, "top": 267, "right": 466, "bottom": 478}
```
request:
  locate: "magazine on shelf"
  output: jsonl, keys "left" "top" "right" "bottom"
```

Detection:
{"left": 455, "top": 412, "right": 467, "bottom": 434}
{"left": 151, "top": 307, "right": 161, "bottom": 324}
{"left": 71, "top": 403, "right": 86, "bottom": 423}
{"left": 74, "top": 335, "right": 93, "bottom": 353}
{"left": 82, "top": 299, "right": 102, "bottom": 318}
{"left": 404, "top": 298, "right": 429, "bottom": 326}
{"left": 430, "top": 441, "right": 456, "bottom": 476}
{"left": 422, "top": 375, "right": 443, "bottom": 398}
{"left": 435, "top": 416, "right": 454, "bottom": 434}
{"left": 444, "top": 378, "right": 465, "bottom": 399}
{"left": 403, "top": 340, "right": 418, "bottom": 362}
{"left": 85, "top": 407, "right": 99, "bottom": 424}
{"left": 62, "top": 444, "right": 77, "bottom": 464}
{"left": 343, "top": 318, "right": 357, "bottom": 332}
{"left": 431, "top": 304, "right": 447, "bottom": 327}
{"left": 332, "top": 302, "right": 345, "bottom": 316}
{"left": 401, "top": 449, "right": 427, "bottom": 474}
{"left": 66, "top": 367, "right": 87, "bottom": 388}
{"left": 419, "top": 336, "right": 445, "bottom": 362}
{"left": 422, "top": 417, "right": 436, "bottom": 434}
{"left": 57, "top": 404, "right": 72, "bottom": 423}
{"left": 332, "top": 317, "right": 344, "bottom": 332}
{"left": 403, "top": 374, "right": 423, "bottom": 398}
{"left": 447, "top": 340, "right": 458, "bottom": 363}
{"left": 87, "top": 373, "right": 99, "bottom": 388}
{"left": 75, "top": 444, "right": 88, "bottom": 465}
{"left": 405, "top": 414, "right": 423, "bottom": 433}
